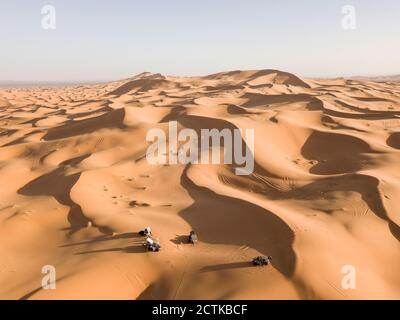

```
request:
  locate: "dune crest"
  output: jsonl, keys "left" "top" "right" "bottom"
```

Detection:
{"left": 1, "top": 69, "right": 400, "bottom": 299}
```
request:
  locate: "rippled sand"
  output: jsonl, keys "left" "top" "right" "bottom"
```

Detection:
{"left": 1, "top": 70, "right": 400, "bottom": 299}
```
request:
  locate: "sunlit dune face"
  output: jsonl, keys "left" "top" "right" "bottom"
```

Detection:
{"left": 1, "top": 70, "right": 400, "bottom": 300}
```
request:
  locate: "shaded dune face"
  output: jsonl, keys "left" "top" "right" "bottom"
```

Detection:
{"left": 1, "top": 69, "right": 400, "bottom": 299}
{"left": 301, "top": 131, "right": 377, "bottom": 175}
{"left": 17, "top": 154, "right": 92, "bottom": 236}
{"left": 387, "top": 132, "right": 400, "bottom": 149}
{"left": 43, "top": 108, "right": 126, "bottom": 141}
{"left": 180, "top": 166, "right": 296, "bottom": 278}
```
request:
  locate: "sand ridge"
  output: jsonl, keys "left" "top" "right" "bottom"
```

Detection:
{"left": 1, "top": 69, "right": 400, "bottom": 299}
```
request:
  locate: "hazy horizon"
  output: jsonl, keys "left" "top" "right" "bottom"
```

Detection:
{"left": 1, "top": 70, "right": 400, "bottom": 87}
{"left": 1, "top": 0, "right": 399, "bottom": 82}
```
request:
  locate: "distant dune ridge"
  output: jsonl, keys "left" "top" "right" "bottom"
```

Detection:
{"left": 350, "top": 74, "right": 400, "bottom": 83}
{"left": 1, "top": 69, "right": 400, "bottom": 299}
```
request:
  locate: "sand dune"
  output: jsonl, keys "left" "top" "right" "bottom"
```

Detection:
{"left": 1, "top": 69, "right": 400, "bottom": 300}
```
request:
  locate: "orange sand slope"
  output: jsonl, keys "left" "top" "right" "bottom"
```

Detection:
{"left": 1, "top": 70, "right": 400, "bottom": 300}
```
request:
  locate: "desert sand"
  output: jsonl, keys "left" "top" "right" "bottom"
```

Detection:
{"left": 1, "top": 69, "right": 400, "bottom": 300}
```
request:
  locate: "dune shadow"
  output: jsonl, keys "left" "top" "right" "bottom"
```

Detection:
{"left": 334, "top": 99, "right": 400, "bottom": 117}
{"left": 179, "top": 166, "right": 296, "bottom": 278}
{"left": 75, "top": 244, "right": 145, "bottom": 255}
{"left": 202, "top": 84, "right": 245, "bottom": 92}
{"left": 159, "top": 113, "right": 276, "bottom": 178}
{"left": 236, "top": 172, "right": 400, "bottom": 242}
{"left": 226, "top": 104, "right": 261, "bottom": 115}
{"left": 17, "top": 155, "right": 92, "bottom": 236}
{"left": 297, "top": 130, "right": 400, "bottom": 240}
{"left": 387, "top": 132, "right": 400, "bottom": 149}
{"left": 19, "top": 275, "right": 68, "bottom": 300}
{"left": 351, "top": 96, "right": 394, "bottom": 103}
{"left": 242, "top": 93, "right": 313, "bottom": 108}
{"left": 61, "top": 232, "right": 140, "bottom": 247}
{"left": 205, "top": 69, "right": 311, "bottom": 88}
{"left": 0, "top": 129, "right": 18, "bottom": 138}
{"left": 42, "top": 107, "right": 125, "bottom": 141}
{"left": 170, "top": 235, "right": 189, "bottom": 245}
{"left": 67, "top": 105, "right": 112, "bottom": 120}
{"left": 2, "top": 129, "right": 42, "bottom": 147}
{"left": 321, "top": 115, "right": 367, "bottom": 133}
{"left": 19, "top": 286, "right": 44, "bottom": 300}
{"left": 301, "top": 130, "right": 377, "bottom": 175}
{"left": 201, "top": 262, "right": 254, "bottom": 272}
{"left": 159, "top": 105, "right": 186, "bottom": 123}
{"left": 107, "top": 75, "right": 170, "bottom": 96}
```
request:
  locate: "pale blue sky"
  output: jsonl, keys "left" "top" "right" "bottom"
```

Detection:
{"left": 0, "top": 0, "right": 399, "bottom": 82}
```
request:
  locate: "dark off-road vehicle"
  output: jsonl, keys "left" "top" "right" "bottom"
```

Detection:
{"left": 139, "top": 227, "right": 152, "bottom": 237}
{"left": 144, "top": 237, "right": 161, "bottom": 252}
{"left": 188, "top": 231, "right": 198, "bottom": 244}
{"left": 147, "top": 242, "right": 161, "bottom": 252}
{"left": 252, "top": 256, "right": 272, "bottom": 266}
